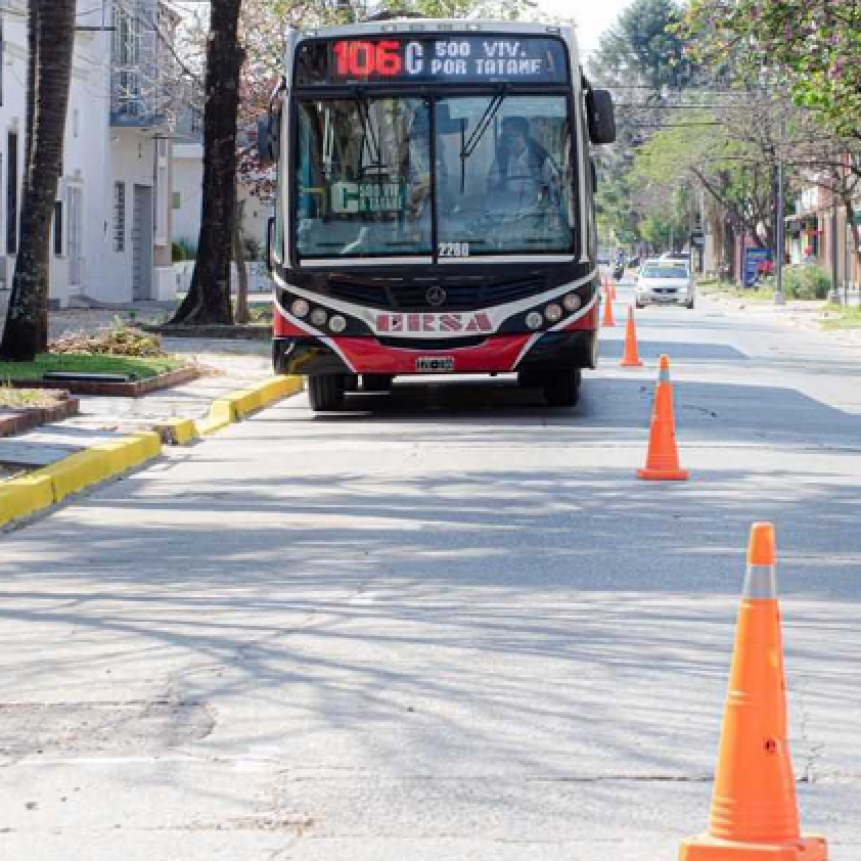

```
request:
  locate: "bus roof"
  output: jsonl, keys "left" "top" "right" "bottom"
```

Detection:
{"left": 295, "top": 19, "right": 576, "bottom": 47}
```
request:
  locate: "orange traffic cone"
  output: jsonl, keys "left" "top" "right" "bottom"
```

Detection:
{"left": 679, "top": 524, "right": 827, "bottom": 861}
{"left": 620, "top": 306, "right": 644, "bottom": 368}
{"left": 637, "top": 354, "right": 687, "bottom": 480}
{"left": 601, "top": 286, "right": 615, "bottom": 328}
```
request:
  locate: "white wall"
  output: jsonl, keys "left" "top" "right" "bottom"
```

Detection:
{"left": 173, "top": 143, "right": 273, "bottom": 259}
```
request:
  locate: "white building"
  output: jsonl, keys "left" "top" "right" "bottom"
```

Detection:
{"left": 172, "top": 143, "right": 272, "bottom": 264}
{"left": 0, "top": 0, "right": 179, "bottom": 309}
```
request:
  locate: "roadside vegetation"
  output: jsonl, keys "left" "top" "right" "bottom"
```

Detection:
{"left": 0, "top": 386, "right": 67, "bottom": 409}
{"left": 0, "top": 320, "right": 187, "bottom": 381}
{"left": 0, "top": 354, "right": 185, "bottom": 382}
{"left": 821, "top": 305, "right": 861, "bottom": 331}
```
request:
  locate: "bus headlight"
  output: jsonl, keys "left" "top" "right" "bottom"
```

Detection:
{"left": 526, "top": 311, "right": 543, "bottom": 330}
{"left": 291, "top": 299, "right": 310, "bottom": 318}
{"left": 563, "top": 293, "right": 581, "bottom": 312}
{"left": 329, "top": 315, "right": 347, "bottom": 333}
{"left": 311, "top": 308, "right": 328, "bottom": 327}
{"left": 544, "top": 303, "right": 563, "bottom": 323}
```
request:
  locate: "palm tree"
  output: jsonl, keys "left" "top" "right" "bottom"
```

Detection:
{"left": 0, "top": 0, "right": 78, "bottom": 361}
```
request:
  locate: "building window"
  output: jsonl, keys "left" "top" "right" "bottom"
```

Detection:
{"left": 172, "top": 191, "right": 181, "bottom": 209}
{"left": 0, "top": 18, "right": 5, "bottom": 107}
{"left": 113, "top": 181, "right": 126, "bottom": 252}
{"left": 53, "top": 200, "right": 64, "bottom": 256}
{"left": 6, "top": 131, "right": 18, "bottom": 254}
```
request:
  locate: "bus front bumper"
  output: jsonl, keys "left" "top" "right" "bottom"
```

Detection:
{"left": 273, "top": 330, "right": 597, "bottom": 376}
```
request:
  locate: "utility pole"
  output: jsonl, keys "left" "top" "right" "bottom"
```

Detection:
{"left": 774, "top": 122, "right": 785, "bottom": 306}
{"left": 829, "top": 196, "right": 840, "bottom": 304}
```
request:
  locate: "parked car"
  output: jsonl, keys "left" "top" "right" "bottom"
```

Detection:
{"left": 635, "top": 258, "right": 695, "bottom": 309}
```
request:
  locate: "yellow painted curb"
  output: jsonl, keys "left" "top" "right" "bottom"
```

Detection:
{"left": 1, "top": 375, "right": 302, "bottom": 528}
{"left": 192, "top": 375, "right": 302, "bottom": 438}
{"left": 155, "top": 418, "right": 199, "bottom": 446}
{"left": 0, "top": 473, "right": 55, "bottom": 527}
{"left": 0, "top": 431, "right": 164, "bottom": 528}
{"left": 47, "top": 449, "right": 113, "bottom": 503}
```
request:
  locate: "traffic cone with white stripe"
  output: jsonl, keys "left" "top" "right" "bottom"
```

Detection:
{"left": 679, "top": 523, "right": 827, "bottom": 861}
{"left": 637, "top": 354, "right": 687, "bottom": 480}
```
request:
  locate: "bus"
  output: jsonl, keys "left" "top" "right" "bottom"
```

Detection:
{"left": 258, "top": 19, "right": 616, "bottom": 411}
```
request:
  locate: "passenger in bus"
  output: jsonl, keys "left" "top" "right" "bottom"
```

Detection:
{"left": 487, "top": 116, "right": 560, "bottom": 211}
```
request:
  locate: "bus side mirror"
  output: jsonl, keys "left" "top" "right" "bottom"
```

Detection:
{"left": 257, "top": 113, "right": 280, "bottom": 166}
{"left": 587, "top": 89, "right": 616, "bottom": 145}
{"left": 266, "top": 216, "right": 276, "bottom": 273}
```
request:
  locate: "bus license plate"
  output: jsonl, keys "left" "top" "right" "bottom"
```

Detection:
{"left": 415, "top": 356, "right": 455, "bottom": 373}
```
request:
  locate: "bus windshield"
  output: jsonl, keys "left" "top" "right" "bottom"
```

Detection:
{"left": 436, "top": 95, "right": 574, "bottom": 256}
{"left": 295, "top": 94, "right": 574, "bottom": 260}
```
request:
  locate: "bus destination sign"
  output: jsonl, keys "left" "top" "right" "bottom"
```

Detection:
{"left": 295, "top": 36, "right": 569, "bottom": 86}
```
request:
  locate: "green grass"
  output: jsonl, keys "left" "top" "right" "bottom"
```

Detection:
{"left": 821, "top": 304, "right": 861, "bottom": 330}
{"left": 0, "top": 353, "right": 186, "bottom": 382}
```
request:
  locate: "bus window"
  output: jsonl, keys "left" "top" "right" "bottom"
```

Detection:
{"left": 435, "top": 96, "right": 574, "bottom": 256}
{"left": 295, "top": 97, "right": 433, "bottom": 259}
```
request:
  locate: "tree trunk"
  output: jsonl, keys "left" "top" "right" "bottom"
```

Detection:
{"left": 0, "top": 0, "right": 77, "bottom": 361}
{"left": 169, "top": 0, "right": 244, "bottom": 326}
{"left": 233, "top": 196, "right": 249, "bottom": 325}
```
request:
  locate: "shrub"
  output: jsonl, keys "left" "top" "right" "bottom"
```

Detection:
{"left": 171, "top": 239, "right": 197, "bottom": 262}
{"left": 781, "top": 265, "right": 831, "bottom": 300}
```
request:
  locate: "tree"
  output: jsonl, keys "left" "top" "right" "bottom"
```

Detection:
{"left": 587, "top": 0, "right": 699, "bottom": 252}
{"left": 0, "top": 0, "right": 77, "bottom": 361}
{"left": 169, "top": 0, "right": 245, "bottom": 326}
{"left": 682, "top": 0, "right": 861, "bottom": 138}
{"left": 590, "top": 0, "right": 692, "bottom": 93}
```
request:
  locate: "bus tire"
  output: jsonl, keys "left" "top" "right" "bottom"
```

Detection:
{"left": 517, "top": 371, "right": 542, "bottom": 389}
{"left": 542, "top": 369, "right": 581, "bottom": 407}
{"left": 363, "top": 374, "right": 394, "bottom": 393}
{"left": 308, "top": 374, "right": 345, "bottom": 412}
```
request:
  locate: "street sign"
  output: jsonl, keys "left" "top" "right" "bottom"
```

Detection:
{"left": 743, "top": 247, "right": 771, "bottom": 287}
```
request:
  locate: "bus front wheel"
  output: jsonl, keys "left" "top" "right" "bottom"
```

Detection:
{"left": 542, "top": 370, "right": 581, "bottom": 408}
{"left": 308, "top": 375, "right": 345, "bottom": 412}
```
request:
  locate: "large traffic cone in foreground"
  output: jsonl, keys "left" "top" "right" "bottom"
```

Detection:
{"left": 601, "top": 286, "right": 615, "bottom": 327}
{"left": 679, "top": 524, "right": 828, "bottom": 861}
{"left": 637, "top": 354, "right": 688, "bottom": 480}
{"left": 620, "top": 306, "right": 644, "bottom": 368}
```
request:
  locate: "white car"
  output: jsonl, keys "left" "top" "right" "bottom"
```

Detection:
{"left": 635, "top": 259, "right": 695, "bottom": 309}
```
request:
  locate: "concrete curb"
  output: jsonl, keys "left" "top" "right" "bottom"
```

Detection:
{"left": 0, "top": 375, "right": 303, "bottom": 529}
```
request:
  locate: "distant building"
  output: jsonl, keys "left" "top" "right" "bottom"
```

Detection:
{"left": 0, "top": 0, "right": 182, "bottom": 308}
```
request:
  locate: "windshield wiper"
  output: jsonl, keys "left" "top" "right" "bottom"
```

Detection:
{"left": 354, "top": 90, "right": 384, "bottom": 174}
{"left": 459, "top": 90, "right": 506, "bottom": 193}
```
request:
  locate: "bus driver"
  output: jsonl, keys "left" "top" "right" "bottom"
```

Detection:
{"left": 487, "top": 116, "right": 560, "bottom": 214}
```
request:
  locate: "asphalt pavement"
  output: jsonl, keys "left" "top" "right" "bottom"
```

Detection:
{"left": 1, "top": 281, "right": 859, "bottom": 860}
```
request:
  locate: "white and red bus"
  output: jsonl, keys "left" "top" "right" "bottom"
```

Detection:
{"left": 259, "top": 19, "right": 615, "bottom": 411}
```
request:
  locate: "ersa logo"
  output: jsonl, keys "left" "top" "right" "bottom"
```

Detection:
{"left": 375, "top": 312, "right": 493, "bottom": 334}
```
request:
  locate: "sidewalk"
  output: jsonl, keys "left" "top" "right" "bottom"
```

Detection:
{"left": 701, "top": 287, "right": 861, "bottom": 349}
{"left": 0, "top": 294, "right": 293, "bottom": 526}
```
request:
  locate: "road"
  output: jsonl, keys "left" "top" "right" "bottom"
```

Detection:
{"left": 1, "top": 282, "right": 859, "bottom": 860}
